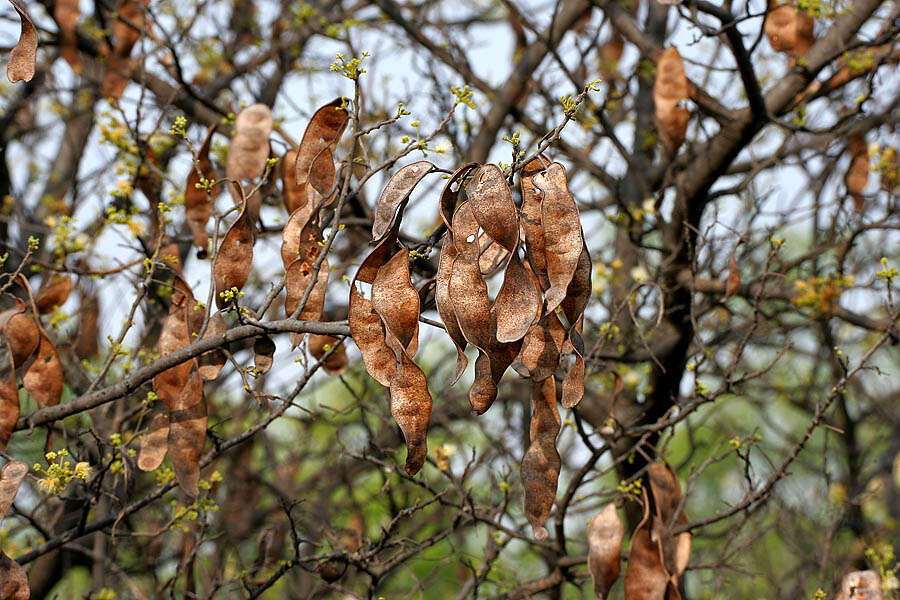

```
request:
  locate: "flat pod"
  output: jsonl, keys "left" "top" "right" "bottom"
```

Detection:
{"left": 588, "top": 503, "right": 624, "bottom": 599}
{"left": 101, "top": 0, "right": 145, "bottom": 99}
{"left": 520, "top": 157, "right": 550, "bottom": 289}
{"left": 372, "top": 249, "right": 419, "bottom": 355}
{"left": 293, "top": 98, "right": 349, "bottom": 201}
{"left": 7, "top": 0, "right": 37, "bottom": 83}
{"left": 623, "top": 512, "right": 669, "bottom": 600}
{"left": 185, "top": 124, "right": 218, "bottom": 256}
{"left": 137, "top": 413, "right": 169, "bottom": 471}
{"left": 3, "top": 309, "right": 38, "bottom": 367}
{"left": 434, "top": 239, "right": 468, "bottom": 383}
{"left": 387, "top": 337, "right": 432, "bottom": 476}
{"left": 467, "top": 164, "right": 519, "bottom": 252}
{"left": 168, "top": 370, "right": 206, "bottom": 497}
{"left": 371, "top": 161, "right": 434, "bottom": 242}
{"left": 0, "top": 460, "right": 27, "bottom": 520}
{"left": 517, "top": 313, "right": 565, "bottom": 381}
{"left": 54, "top": 0, "right": 80, "bottom": 71}
{"left": 439, "top": 163, "right": 478, "bottom": 231}
{"left": 492, "top": 248, "right": 541, "bottom": 343}
{"left": 0, "top": 370, "right": 19, "bottom": 450}
{"left": 227, "top": 103, "right": 273, "bottom": 181}
{"left": 253, "top": 335, "right": 276, "bottom": 374}
{"left": 74, "top": 292, "right": 100, "bottom": 359}
{"left": 0, "top": 461, "right": 28, "bottom": 600}
{"left": 478, "top": 236, "right": 509, "bottom": 276}
{"left": 521, "top": 377, "right": 560, "bottom": 540}
{"left": 349, "top": 223, "right": 399, "bottom": 387}
{"left": 308, "top": 334, "right": 348, "bottom": 375}
{"left": 197, "top": 311, "right": 226, "bottom": 381}
{"left": 153, "top": 304, "right": 193, "bottom": 410}
{"left": 764, "top": 0, "right": 814, "bottom": 55}
{"left": 449, "top": 202, "right": 493, "bottom": 351}
{"left": 282, "top": 149, "right": 307, "bottom": 215}
{"left": 34, "top": 274, "right": 73, "bottom": 314}
{"left": 846, "top": 135, "right": 868, "bottom": 211}
{"left": 533, "top": 163, "right": 584, "bottom": 312}
{"left": 22, "top": 329, "right": 63, "bottom": 408}
{"left": 213, "top": 191, "right": 254, "bottom": 309}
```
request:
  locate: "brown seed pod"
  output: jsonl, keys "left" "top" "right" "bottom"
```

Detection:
{"left": 654, "top": 47, "right": 690, "bottom": 152}
{"left": 227, "top": 103, "right": 273, "bottom": 181}
{"left": 587, "top": 503, "right": 624, "bottom": 599}
{"left": 532, "top": 163, "right": 584, "bottom": 312}
{"left": 292, "top": 98, "right": 349, "bottom": 210}
{"left": 0, "top": 374, "right": 19, "bottom": 451}
{"left": 725, "top": 251, "right": 741, "bottom": 299}
{"left": 438, "top": 162, "right": 478, "bottom": 231}
{"left": 478, "top": 236, "right": 509, "bottom": 276}
{"left": 516, "top": 313, "right": 565, "bottom": 381}
{"left": 372, "top": 161, "right": 435, "bottom": 243}
{"left": 6, "top": 0, "right": 37, "bottom": 83}
{"left": 647, "top": 462, "right": 692, "bottom": 583}
{"left": 168, "top": 370, "right": 206, "bottom": 497}
{"left": 197, "top": 311, "right": 226, "bottom": 381}
{"left": 101, "top": 0, "right": 146, "bottom": 99}
{"left": 253, "top": 335, "right": 276, "bottom": 374}
{"left": 74, "top": 291, "right": 100, "bottom": 359}
{"left": 449, "top": 202, "right": 494, "bottom": 351}
{"left": 137, "top": 413, "right": 169, "bottom": 472}
{"left": 54, "top": 0, "right": 81, "bottom": 71}
{"left": 213, "top": 187, "right": 254, "bottom": 309}
{"left": 467, "top": 164, "right": 519, "bottom": 252}
{"left": 623, "top": 498, "right": 669, "bottom": 600}
{"left": 372, "top": 249, "right": 420, "bottom": 356}
{"left": 0, "top": 460, "right": 30, "bottom": 599}
{"left": 387, "top": 341, "right": 433, "bottom": 476}
{"left": 493, "top": 247, "right": 542, "bottom": 344}
{"left": 185, "top": 124, "right": 218, "bottom": 257}
{"left": 0, "top": 305, "right": 38, "bottom": 449}
{"left": 846, "top": 135, "right": 868, "bottom": 211}
{"left": 22, "top": 328, "right": 63, "bottom": 409}
{"left": 153, "top": 302, "right": 193, "bottom": 411}
{"left": 308, "top": 334, "right": 348, "bottom": 375}
{"left": 764, "top": 0, "right": 814, "bottom": 57}
{"left": 281, "top": 149, "right": 306, "bottom": 216}
{"left": 434, "top": 238, "right": 468, "bottom": 383}
{"left": 349, "top": 221, "right": 400, "bottom": 387}
{"left": 521, "top": 377, "right": 561, "bottom": 540}
{"left": 520, "top": 157, "right": 551, "bottom": 289}
{"left": 0, "top": 460, "right": 27, "bottom": 522}
{"left": 599, "top": 33, "right": 624, "bottom": 80}
{"left": 34, "top": 274, "right": 73, "bottom": 314}
{"left": 560, "top": 341, "right": 586, "bottom": 409}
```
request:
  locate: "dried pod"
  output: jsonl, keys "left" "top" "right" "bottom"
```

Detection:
{"left": 521, "top": 377, "right": 561, "bottom": 540}
{"left": 434, "top": 238, "right": 468, "bottom": 383}
{"left": 372, "top": 249, "right": 420, "bottom": 356}
{"left": 168, "top": 370, "right": 206, "bottom": 497}
{"left": 102, "top": 0, "right": 146, "bottom": 99}
{"left": 846, "top": 134, "right": 868, "bottom": 211}
{"left": 349, "top": 222, "right": 400, "bottom": 387}
{"left": 624, "top": 491, "right": 669, "bottom": 600}
{"left": 308, "top": 334, "right": 348, "bottom": 375}
{"left": 291, "top": 98, "right": 349, "bottom": 212}
{"left": 6, "top": 0, "right": 37, "bottom": 83}
{"left": 34, "top": 274, "right": 73, "bottom": 314}
{"left": 560, "top": 341, "right": 586, "bottom": 409}
{"left": 253, "top": 335, "right": 276, "bottom": 375}
{"left": 478, "top": 236, "right": 509, "bottom": 276}
{"left": 532, "top": 163, "right": 584, "bottom": 312}
{"left": 654, "top": 47, "right": 690, "bottom": 151}
{"left": 647, "top": 462, "right": 692, "bottom": 586}
{"left": 0, "top": 373, "right": 18, "bottom": 451}
{"left": 197, "top": 311, "right": 226, "bottom": 381}
{"left": 599, "top": 33, "right": 624, "bottom": 80}
{"left": 516, "top": 313, "right": 565, "bottom": 380}
{"left": 493, "top": 248, "right": 541, "bottom": 343}
{"left": 725, "top": 251, "right": 741, "bottom": 299}
{"left": 74, "top": 291, "right": 100, "bottom": 359}
{"left": 137, "top": 413, "right": 169, "bottom": 471}
{"left": 22, "top": 329, "right": 63, "bottom": 409}
{"left": 467, "top": 164, "right": 519, "bottom": 252}
{"left": 588, "top": 503, "right": 624, "bottom": 599}
{"left": 213, "top": 188, "right": 254, "bottom": 309}
{"left": 835, "top": 570, "right": 882, "bottom": 600}
{"left": 0, "top": 461, "right": 29, "bottom": 599}
{"left": 0, "top": 306, "right": 38, "bottom": 449}
{"left": 185, "top": 125, "right": 218, "bottom": 257}
{"left": 227, "top": 103, "right": 273, "bottom": 181}
{"left": 438, "top": 162, "right": 478, "bottom": 230}
{"left": 54, "top": 0, "right": 81, "bottom": 71}
{"left": 153, "top": 302, "right": 193, "bottom": 410}
{"left": 764, "top": 0, "right": 814, "bottom": 57}
{"left": 372, "top": 161, "right": 435, "bottom": 243}
{"left": 520, "top": 157, "right": 551, "bottom": 289}
{"left": 387, "top": 343, "right": 433, "bottom": 476}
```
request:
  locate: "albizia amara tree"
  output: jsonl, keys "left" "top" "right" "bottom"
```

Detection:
{"left": 0, "top": 0, "right": 899, "bottom": 597}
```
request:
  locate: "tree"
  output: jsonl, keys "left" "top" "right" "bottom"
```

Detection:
{"left": 0, "top": 0, "right": 899, "bottom": 597}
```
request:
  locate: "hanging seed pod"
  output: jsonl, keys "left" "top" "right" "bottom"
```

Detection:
{"left": 227, "top": 103, "right": 273, "bottom": 182}
{"left": 532, "top": 163, "right": 584, "bottom": 312}
{"left": 434, "top": 239, "right": 468, "bottom": 383}
{"left": 185, "top": 124, "right": 218, "bottom": 257}
{"left": 654, "top": 47, "right": 690, "bottom": 151}
{"left": 153, "top": 301, "right": 193, "bottom": 410}
{"left": 647, "top": 462, "right": 692, "bottom": 587}
{"left": 290, "top": 98, "right": 349, "bottom": 213}
{"left": 764, "top": 0, "right": 814, "bottom": 57}
{"left": 588, "top": 503, "right": 624, "bottom": 599}
{"left": 22, "top": 328, "right": 63, "bottom": 409}
{"left": 372, "top": 161, "right": 435, "bottom": 243}
{"left": 102, "top": 0, "right": 146, "bottom": 99}
{"left": 845, "top": 134, "right": 868, "bottom": 211}
{"left": 6, "top": 0, "right": 37, "bottom": 83}
{"left": 516, "top": 313, "right": 565, "bottom": 381}
{"left": 213, "top": 185, "right": 254, "bottom": 309}
{"left": 137, "top": 413, "right": 170, "bottom": 472}
{"left": 197, "top": 311, "right": 226, "bottom": 381}
{"left": 253, "top": 335, "right": 276, "bottom": 374}
{"left": 0, "top": 460, "right": 29, "bottom": 600}
{"left": 372, "top": 249, "right": 420, "bottom": 356}
{"left": 54, "top": 0, "right": 81, "bottom": 71}
{"left": 624, "top": 490, "right": 669, "bottom": 599}
{"left": 308, "top": 334, "right": 348, "bottom": 375}
{"left": 521, "top": 377, "right": 561, "bottom": 540}
{"left": 34, "top": 274, "right": 73, "bottom": 314}
{"left": 0, "top": 304, "right": 39, "bottom": 448}
{"left": 520, "top": 157, "right": 551, "bottom": 289}
{"left": 168, "top": 370, "right": 206, "bottom": 497}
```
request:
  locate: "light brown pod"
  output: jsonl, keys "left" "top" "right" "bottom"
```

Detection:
{"left": 197, "top": 311, "right": 226, "bottom": 381}
{"left": 372, "top": 161, "right": 435, "bottom": 243}
{"left": 438, "top": 162, "right": 478, "bottom": 230}
{"left": 624, "top": 491, "right": 669, "bottom": 600}
{"left": 185, "top": 124, "right": 218, "bottom": 257}
{"left": 153, "top": 302, "right": 193, "bottom": 411}
{"left": 168, "top": 370, "right": 206, "bottom": 497}
{"left": 520, "top": 157, "right": 550, "bottom": 289}
{"left": 6, "top": 0, "right": 37, "bottom": 83}
{"left": 22, "top": 329, "right": 63, "bottom": 409}
{"left": 764, "top": 0, "right": 814, "bottom": 57}
{"left": 434, "top": 238, "right": 468, "bottom": 383}
{"left": 227, "top": 103, "right": 273, "bottom": 181}
{"left": 74, "top": 292, "right": 100, "bottom": 359}
{"left": 0, "top": 460, "right": 30, "bottom": 599}
{"left": 291, "top": 98, "right": 349, "bottom": 212}
{"left": 372, "top": 249, "right": 420, "bottom": 355}
{"left": 213, "top": 188, "right": 254, "bottom": 309}
{"left": 846, "top": 135, "right": 868, "bottom": 211}
{"left": 521, "top": 377, "right": 561, "bottom": 540}
{"left": 101, "top": 0, "right": 146, "bottom": 99}
{"left": 253, "top": 335, "right": 276, "bottom": 374}
{"left": 34, "top": 274, "right": 73, "bottom": 314}
{"left": 388, "top": 342, "right": 433, "bottom": 476}
{"left": 137, "top": 413, "right": 169, "bottom": 472}
{"left": 654, "top": 47, "right": 690, "bottom": 151}
{"left": 517, "top": 314, "right": 565, "bottom": 381}
{"left": 532, "top": 163, "right": 584, "bottom": 312}
{"left": 587, "top": 503, "right": 624, "bottom": 599}
{"left": 308, "top": 335, "right": 348, "bottom": 375}
{"left": 467, "top": 164, "right": 519, "bottom": 252}
{"left": 0, "top": 305, "right": 38, "bottom": 449}
{"left": 54, "top": 0, "right": 81, "bottom": 71}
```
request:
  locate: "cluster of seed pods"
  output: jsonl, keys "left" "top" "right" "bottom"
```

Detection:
{"left": 350, "top": 154, "right": 591, "bottom": 539}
